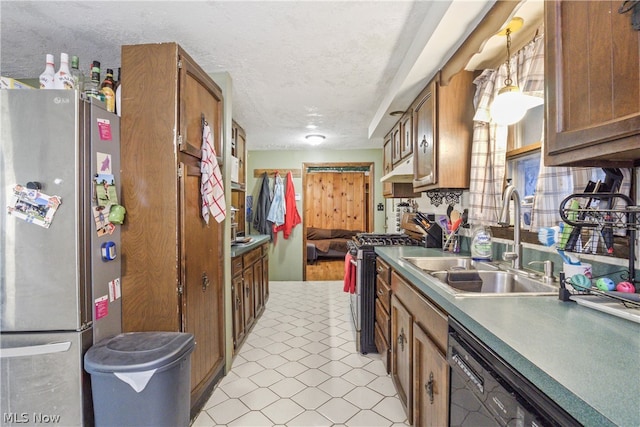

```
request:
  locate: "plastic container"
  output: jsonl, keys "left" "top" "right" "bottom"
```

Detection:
{"left": 84, "top": 332, "right": 195, "bottom": 427}
{"left": 470, "top": 226, "right": 493, "bottom": 261}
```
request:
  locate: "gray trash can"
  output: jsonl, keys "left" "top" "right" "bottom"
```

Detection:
{"left": 84, "top": 332, "right": 195, "bottom": 427}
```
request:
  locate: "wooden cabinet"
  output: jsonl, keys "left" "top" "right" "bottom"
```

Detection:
{"left": 120, "top": 42, "right": 224, "bottom": 416}
{"left": 413, "top": 323, "right": 449, "bottom": 427}
{"left": 231, "top": 243, "right": 269, "bottom": 352}
{"left": 391, "top": 294, "right": 413, "bottom": 420}
{"left": 545, "top": 0, "right": 640, "bottom": 166}
{"left": 391, "top": 270, "right": 449, "bottom": 426}
{"left": 391, "top": 121, "right": 402, "bottom": 166}
{"left": 231, "top": 120, "right": 246, "bottom": 235}
{"left": 382, "top": 130, "right": 420, "bottom": 199}
{"left": 400, "top": 111, "right": 413, "bottom": 160}
{"left": 412, "top": 71, "right": 475, "bottom": 192}
{"left": 374, "top": 257, "right": 392, "bottom": 372}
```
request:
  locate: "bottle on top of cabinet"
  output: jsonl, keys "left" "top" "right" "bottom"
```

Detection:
{"left": 84, "top": 60, "right": 103, "bottom": 101}
{"left": 70, "top": 55, "right": 83, "bottom": 92}
{"left": 54, "top": 52, "right": 74, "bottom": 89}
{"left": 99, "top": 68, "right": 116, "bottom": 112}
{"left": 39, "top": 54, "right": 56, "bottom": 89}
{"left": 114, "top": 67, "right": 121, "bottom": 116}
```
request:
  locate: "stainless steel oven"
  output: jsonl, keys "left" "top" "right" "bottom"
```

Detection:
{"left": 348, "top": 233, "right": 420, "bottom": 354}
{"left": 448, "top": 318, "right": 580, "bottom": 427}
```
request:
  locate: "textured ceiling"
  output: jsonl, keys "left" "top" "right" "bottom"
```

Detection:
{"left": 0, "top": 1, "right": 497, "bottom": 151}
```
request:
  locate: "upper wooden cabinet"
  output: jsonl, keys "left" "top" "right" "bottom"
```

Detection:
{"left": 545, "top": 0, "right": 640, "bottom": 166}
{"left": 231, "top": 120, "right": 246, "bottom": 187}
{"left": 120, "top": 42, "right": 225, "bottom": 416}
{"left": 400, "top": 111, "right": 413, "bottom": 160}
{"left": 382, "top": 132, "right": 420, "bottom": 199}
{"left": 413, "top": 71, "right": 475, "bottom": 192}
{"left": 391, "top": 121, "right": 403, "bottom": 166}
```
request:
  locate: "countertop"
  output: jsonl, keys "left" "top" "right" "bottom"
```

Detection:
{"left": 230, "top": 234, "right": 270, "bottom": 258}
{"left": 375, "top": 246, "right": 640, "bottom": 427}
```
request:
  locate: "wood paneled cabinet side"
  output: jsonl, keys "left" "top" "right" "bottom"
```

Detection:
{"left": 374, "top": 257, "right": 392, "bottom": 373}
{"left": 413, "top": 322, "right": 449, "bottom": 427}
{"left": 391, "top": 270, "right": 449, "bottom": 426}
{"left": 391, "top": 294, "right": 413, "bottom": 421}
{"left": 383, "top": 135, "right": 393, "bottom": 197}
{"left": 382, "top": 131, "right": 420, "bottom": 199}
{"left": 545, "top": 0, "right": 640, "bottom": 166}
{"left": 120, "top": 42, "right": 224, "bottom": 416}
{"left": 400, "top": 110, "right": 413, "bottom": 160}
{"left": 231, "top": 243, "right": 269, "bottom": 353}
{"left": 413, "top": 71, "right": 475, "bottom": 192}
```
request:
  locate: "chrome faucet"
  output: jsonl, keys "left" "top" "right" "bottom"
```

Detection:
{"left": 499, "top": 182, "right": 522, "bottom": 270}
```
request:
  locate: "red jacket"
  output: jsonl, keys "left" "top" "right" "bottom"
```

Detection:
{"left": 273, "top": 171, "right": 301, "bottom": 240}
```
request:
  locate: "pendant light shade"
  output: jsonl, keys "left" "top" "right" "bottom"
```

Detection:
{"left": 490, "top": 17, "right": 541, "bottom": 126}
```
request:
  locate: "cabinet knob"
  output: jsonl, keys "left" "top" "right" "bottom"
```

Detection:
{"left": 420, "top": 136, "right": 430, "bottom": 153}
{"left": 425, "top": 371, "right": 435, "bottom": 404}
{"left": 202, "top": 272, "right": 210, "bottom": 291}
{"left": 397, "top": 328, "right": 406, "bottom": 352}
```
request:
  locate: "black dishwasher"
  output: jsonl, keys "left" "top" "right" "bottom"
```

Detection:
{"left": 447, "top": 318, "right": 580, "bottom": 427}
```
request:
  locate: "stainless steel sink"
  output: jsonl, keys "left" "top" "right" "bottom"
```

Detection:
{"left": 402, "top": 256, "right": 474, "bottom": 272}
{"left": 429, "top": 270, "right": 557, "bottom": 296}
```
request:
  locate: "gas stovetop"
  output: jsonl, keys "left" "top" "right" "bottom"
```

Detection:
{"left": 353, "top": 233, "right": 421, "bottom": 247}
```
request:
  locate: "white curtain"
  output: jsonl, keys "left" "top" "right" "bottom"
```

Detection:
{"left": 468, "top": 35, "right": 544, "bottom": 226}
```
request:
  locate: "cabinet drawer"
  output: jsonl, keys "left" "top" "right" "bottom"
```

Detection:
{"left": 374, "top": 322, "right": 390, "bottom": 374}
{"left": 376, "top": 258, "right": 391, "bottom": 283}
{"left": 375, "top": 299, "right": 390, "bottom": 344}
{"left": 243, "top": 247, "right": 261, "bottom": 266}
{"left": 376, "top": 276, "right": 391, "bottom": 312}
{"left": 232, "top": 257, "right": 243, "bottom": 276}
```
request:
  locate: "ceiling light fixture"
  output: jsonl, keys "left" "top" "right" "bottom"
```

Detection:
{"left": 389, "top": 110, "right": 405, "bottom": 117}
{"left": 305, "top": 134, "right": 325, "bottom": 145}
{"left": 490, "top": 17, "right": 541, "bottom": 126}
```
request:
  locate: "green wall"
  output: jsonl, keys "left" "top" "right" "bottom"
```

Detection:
{"left": 246, "top": 149, "right": 384, "bottom": 281}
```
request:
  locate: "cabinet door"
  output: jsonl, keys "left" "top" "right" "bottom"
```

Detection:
{"left": 262, "top": 251, "right": 269, "bottom": 302}
{"left": 400, "top": 112, "right": 413, "bottom": 159}
{"left": 413, "top": 323, "right": 448, "bottom": 427}
{"left": 413, "top": 81, "right": 436, "bottom": 188}
{"left": 383, "top": 135, "right": 393, "bottom": 197}
{"left": 178, "top": 49, "right": 224, "bottom": 159}
{"left": 391, "top": 295, "right": 413, "bottom": 420}
{"left": 232, "top": 275, "right": 245, "bottom": 349}
{"left": 391, "top": 122, "right": 402, "bottom": 166}
{"left": 253, "top": 258, "right": 264, "bottom": 316}
{"left": 545, "top": 0, "right": 640, "bottom": 165}
{"left": 235, "top": 124, "right": 246, "bottom": 186}
{"left": 243, "top": 266, "right": 255, "bottom": 329}
{"left": 179, "top": 162, "right": 224, "bottom": 393}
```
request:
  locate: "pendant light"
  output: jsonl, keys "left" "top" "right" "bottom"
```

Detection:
{"left": 490, "top": 17, "right": 536, "bottom": 126}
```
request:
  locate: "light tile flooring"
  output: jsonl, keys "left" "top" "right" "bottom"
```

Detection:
{"left": 193, "top": 281, "right": 409, "bottom": 427}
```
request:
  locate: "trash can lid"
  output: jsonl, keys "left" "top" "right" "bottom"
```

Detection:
{"left": 84, "top": 332, "right": 195, "bottom": 374}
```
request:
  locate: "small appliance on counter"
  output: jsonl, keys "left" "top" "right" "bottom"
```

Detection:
{"left": 230, "top": 206, "right": 239, "bottom": 242}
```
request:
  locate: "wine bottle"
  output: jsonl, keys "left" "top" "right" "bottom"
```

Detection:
{"left": 39, "top": 54, "right": 55, "bottom": 89}
{"left": 70, "top": 55, "right": 84, "bottom": 92}
{"left": 84, "top": 60, "right": 103, "bottom": 100}
{"left": 54, "top": 52, "right": 74, "bottom": 89}
{"left": 114, "top": 67, "right": 122, "bottom": 116}
{"left": 100, "top": 68, "right": 116, "bottom": 112}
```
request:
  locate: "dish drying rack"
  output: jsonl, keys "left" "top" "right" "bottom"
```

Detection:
{"left": 559, "top": 192, "right": 638, "bottom": 285}
{"left": 558, "top": 270, "right": 640, "bottom": 308}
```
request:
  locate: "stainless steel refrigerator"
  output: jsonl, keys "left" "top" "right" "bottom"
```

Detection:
{"left": 1, "top": 90, "right": 122, "bottom": 426}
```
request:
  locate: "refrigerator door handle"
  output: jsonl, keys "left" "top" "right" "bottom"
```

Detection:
{"left": 1, "top": 341, "right": 71, "bottom": 358}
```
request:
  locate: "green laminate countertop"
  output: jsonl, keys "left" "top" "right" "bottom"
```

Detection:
{"left": 375, "top": 246, "right": 640, "bottom": 427}
{"left": 230, "top": 234, "right": 270, "bottom": 258}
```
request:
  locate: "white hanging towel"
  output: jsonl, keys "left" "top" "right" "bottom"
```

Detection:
{"left": 267, "top": 172, "right": 285, "bottom": 226}
{"left": 201, "top": 122, "right": 226, "bottom": 224}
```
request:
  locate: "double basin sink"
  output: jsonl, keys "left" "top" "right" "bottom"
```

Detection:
{"left": 402, "top": 256, "right": 558, "bottom": 297}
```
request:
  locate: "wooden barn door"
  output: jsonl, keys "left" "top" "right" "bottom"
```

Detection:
{"left": 303, "top": 163, "right": 373, "bottom": 280}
